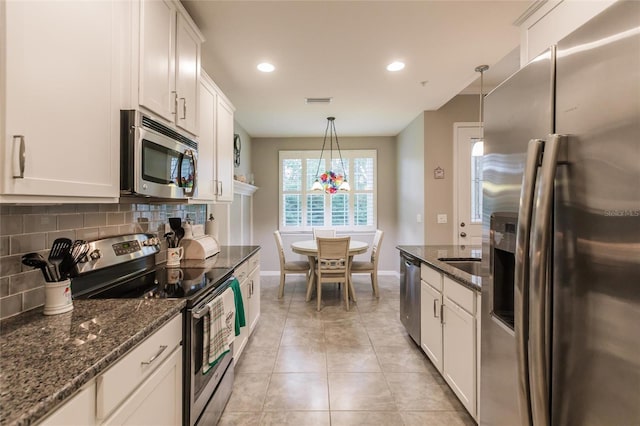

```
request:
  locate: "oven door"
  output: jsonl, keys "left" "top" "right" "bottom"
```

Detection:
{"left": 186, "top": 279, "right": 235, "bottom": 426}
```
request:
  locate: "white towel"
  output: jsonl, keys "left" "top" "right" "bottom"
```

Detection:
{"left": 202, "top": 288, "right": 236, "bottom": 374}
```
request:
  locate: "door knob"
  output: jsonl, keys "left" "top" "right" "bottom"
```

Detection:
{"left": 460, "top": 232, "right": 467, "bottom": 238}
{"left": 460, "top": 222, "right": 466, "bottom": 227}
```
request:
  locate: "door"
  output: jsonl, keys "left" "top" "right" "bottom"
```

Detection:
{"left": 481, "top": 48, "right": 553, "bottom": 426}
{"left": 175, "top": 12, "right": 200, "bottom": 136}
{"left": 193, "top": 76, "right": 216, "bottom": 202}
{"left": 139, "top": 0, "right": 176, "bottom": 122}
{"left": 443, "top": 298, "right": 475, "bottom": 415}
{"left": 551, "top": 3, "right": 640, "bottom": 424}
{"left": 420, "top": 280, "right": 443, "bottom": 372}
{"left": 454, "top": 124, "right": 483, "bottom": 246}
{"left": 215, "top": 94, "right": 235, "bottom": 202}
{"left": 3, "top": 0, "right": 121, "bottom": 199}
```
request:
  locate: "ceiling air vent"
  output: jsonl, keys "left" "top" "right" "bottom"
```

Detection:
{"left": 305, "top": 97, "right": 332, "bottom": 104}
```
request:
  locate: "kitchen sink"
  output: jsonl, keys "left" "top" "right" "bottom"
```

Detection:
{"left": 438, "top": 258, "right": 483, "bottom": 276}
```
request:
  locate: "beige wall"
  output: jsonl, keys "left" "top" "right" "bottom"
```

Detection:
{"left": 424, "top": 95, "right": 479, "bottom": 244}
{"left": 233, "top": 121, "right": 252, "bottom": 181}
{"left": 251, "top": 136, "right": 398, "bottom": 273}
{"left": 396, "top": 113, "right": 425, "bottom": 245}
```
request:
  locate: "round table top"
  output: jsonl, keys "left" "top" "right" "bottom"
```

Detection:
{"left": 291, "top": 239, "right": 368, "bottom": 256}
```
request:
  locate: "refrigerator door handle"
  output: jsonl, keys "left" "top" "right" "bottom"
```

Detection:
{"left": 530, "top": 134, "right": 565, "bottom": 426}
{"left": 515, "top": 138, "right": 544, "bottom": 426}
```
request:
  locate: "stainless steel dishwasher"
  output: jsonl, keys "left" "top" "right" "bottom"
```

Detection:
{"left": 400, "top": 252, "right": 421, "bottom": 345}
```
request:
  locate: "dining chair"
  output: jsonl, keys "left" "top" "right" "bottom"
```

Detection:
{"left": 274, "top": 230, "right": 311, "bottom": 298}
{"left": 315, "top": 237, "right": 351, "bottom": 311}
{"left": 350, "top": 229, "right": 384, "bottom": 297}
{"left": 312, "top": 228, "right": 336, "bottom": 239}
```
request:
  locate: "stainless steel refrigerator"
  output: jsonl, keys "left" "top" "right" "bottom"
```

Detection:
{"left": 480, "top": 2, "right": 640, "bottom": 425}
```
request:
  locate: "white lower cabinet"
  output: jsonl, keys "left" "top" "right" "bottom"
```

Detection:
{"left": 442, "top": 294, "right": 475, "bottom": 415}
{"left": 102, "top": 346, "right": 182, "bottom": 425}
{"left": 420, "top": 280, "right": 443, "bottom": 372}
{"left": 419, "top": 264, "right": 480, "bottom": 421}
{"left": 39, "top": 382, "right": 96, "bottom": 426}
{"left": 39, "top": 314, "right": 183, "bottom": 426}
{"left": 233, "top": 252, "right": 261, "bottom": 359}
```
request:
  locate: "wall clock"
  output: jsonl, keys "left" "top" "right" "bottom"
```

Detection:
{"left": 233, "top": 134, "right": 241, "bottom": 167}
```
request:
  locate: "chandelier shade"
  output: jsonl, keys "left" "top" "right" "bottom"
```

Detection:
{"left": 312, "top": 117, "right": 350, "bottom": 194}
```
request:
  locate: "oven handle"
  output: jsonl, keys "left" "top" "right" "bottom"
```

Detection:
{"left": 191, "top": 276, "right": 236, "bottom": 319}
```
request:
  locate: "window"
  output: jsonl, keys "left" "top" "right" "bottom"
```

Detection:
{"left": 470, "top": 139, "right": 483, "bottom": 223}
{"left": 279, "top": 150, "right": 376, "bottom": 231}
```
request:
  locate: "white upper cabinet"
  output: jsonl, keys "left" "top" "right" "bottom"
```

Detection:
{"left": 194, "top": 75, "right": 217, "bottom": 202}
{"left": 139, "top": 0, "right": 176, "bottom": 123}
{"left": 1, "top": 0, "right": 123, "bottom": 202}
{"left": 197, "top": 72, "right": 235, "bottom": 203}
{"left": 137, "top": 0, "right": 202, "bottom": 136}
{"left": 215, "top": 94, "right": 235, "bottom": 202}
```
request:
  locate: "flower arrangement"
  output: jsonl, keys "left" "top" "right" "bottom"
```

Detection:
{"left": 319, "top": 171, "right": 344, "bottom": 194}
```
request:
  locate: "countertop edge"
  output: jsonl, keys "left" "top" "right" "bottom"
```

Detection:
{"left": 396, "top": 245, "right": 484, "bottom": 292}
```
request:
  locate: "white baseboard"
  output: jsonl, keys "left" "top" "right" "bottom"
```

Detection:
{"left": 261, "top": 270, "right": 399, "bottom": 278}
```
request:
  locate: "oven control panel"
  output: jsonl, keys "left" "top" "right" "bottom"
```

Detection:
{"left": 112, "top": 240, "right": 141, "bottom": 256}
{"left": 74, "top": 234, "right": 161, "bottom": 275}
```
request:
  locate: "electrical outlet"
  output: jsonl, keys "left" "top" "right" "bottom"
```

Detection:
{"left": 437, "top": 214, "right": 447, "bottom": 224}
{"left": 417, "top": 214, "right": 422, "bottom": 223}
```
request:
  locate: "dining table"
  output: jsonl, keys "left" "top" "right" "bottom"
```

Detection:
{"left": 291, "top": 239, "right": 369, "bottom": 303}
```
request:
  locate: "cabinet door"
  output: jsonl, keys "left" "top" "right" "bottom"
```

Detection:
{"left": 3, "top": 0, "right": 121, "bottom": 199}
{"left": 192, "top": 78, "right": 216, "bottom": 202}
{"left": 420, "top": 281, "right": 443, "bottom": 372}
{"left": 175, "top": 12, "right": 200, "bottom": 136}
{"left": 139, "top": 0, "right": 176, "bottom": 122}
{"left": 215, "top": 95, "right": 235, "bottom": 202}
{"left": 40, "top": 382, "right": 96, "bottom": 426}
{"left": 102, "top": 346, "right": 182, "bottom": 426}
{"left": 248, "top": 267, "right": 261, "bottom": 333}
{"left": 443, "top": 297, "right": 476, "bottom": 416}
{"left": 233, "top": 279, "right": 250, "bottom": 359}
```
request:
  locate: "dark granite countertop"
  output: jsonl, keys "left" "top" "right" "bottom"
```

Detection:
{"left": 0, "top": 245, "right": 261, "bottom": 426}
{"left": 396, "top": 245, "right": 486, "bottom": 292}
{"left": 0, "top": 299, "right": 185, "bottom": 426}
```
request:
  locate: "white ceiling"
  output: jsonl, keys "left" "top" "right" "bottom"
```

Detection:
{"left": 181, "top": 1, "right": 530, "bottom": 138}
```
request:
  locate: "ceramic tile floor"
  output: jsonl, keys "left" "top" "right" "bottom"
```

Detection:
{"left": 219, "top": 274, "right": 476, "bottom": 425}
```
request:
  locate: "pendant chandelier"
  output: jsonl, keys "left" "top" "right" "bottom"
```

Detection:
{"left": 473, "top": 64, "right": 489, "bottom": 157}
{"left": 311, "top": 117, "right": 351, "bottom": 193}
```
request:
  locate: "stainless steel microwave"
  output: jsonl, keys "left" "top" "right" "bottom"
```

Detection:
{"left": 120, "top": 110, "right": 197, "bottom": 199}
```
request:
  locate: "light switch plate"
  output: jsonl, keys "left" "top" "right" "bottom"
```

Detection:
{"left": 416, "top": 214, "right": 422, "bottom": 223}
{"left": 437, "top": 214, "right": 447, "bottom": 224}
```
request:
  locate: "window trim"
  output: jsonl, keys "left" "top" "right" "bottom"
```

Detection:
{"left": 279, "top": 149, "right": 377, "bottom": 232}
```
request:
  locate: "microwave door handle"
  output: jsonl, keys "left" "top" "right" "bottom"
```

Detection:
{"left": 179, "top": 149, "right": 197, "bottom": 197}
{"left": 529, "top": 134, "right": 564, "bottom": 426}
{"left": 514, "top": 138, "right": 544, "bottom": 426}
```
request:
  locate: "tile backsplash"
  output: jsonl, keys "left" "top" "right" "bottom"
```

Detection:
{"left": 0, "top": 202, "right": 206, "bottom": 320}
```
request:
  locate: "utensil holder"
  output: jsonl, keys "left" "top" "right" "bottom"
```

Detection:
{"left": 44, "top": 279, "right": 73, "bottom": 315}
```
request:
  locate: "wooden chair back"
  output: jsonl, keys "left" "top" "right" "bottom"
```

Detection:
{"left": 316, "top": 237, "right": 350, "bottom": 275}
{"left": 313, "top": 228, "right": 336, "bottom": 239}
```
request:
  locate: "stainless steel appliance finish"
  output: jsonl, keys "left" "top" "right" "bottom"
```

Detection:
{"left": 400, "top": 252, "right": 421, "bottom": 345}
{"left": 481, "top": 2, "right": 640, "bottom": 425}
{"left": 186, "top": 277, "right": 235, "bottom": 426}
{"left": 120, "top": 110, "right": 198, "bottom": 199}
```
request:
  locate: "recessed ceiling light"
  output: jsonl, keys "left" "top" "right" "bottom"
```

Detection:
{"left": 386, "top": 61, "right": 405, "bottom": 72}
{"left": 257, "top": 62, "right": 275, "bottom": 73}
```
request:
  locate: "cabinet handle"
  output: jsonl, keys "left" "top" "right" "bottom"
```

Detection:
{"left": 433, "top": 299, "right": 439, "bottom": 318}
{"left": 180, "top": 97, "right": 187, "bottom": 119}
{"left": 440, "top": 304, "right": 445, "bottom": 325}
{"left": 171, "top": 91, "right": 178, "bottom": 115}
{"left": 141, "top": 345, "right": 168, "bottom": 366}
{"left": 218, "top": 181, "right": 223, "bottom": 197}
{"left": 12, "top": 135, "right": 25, "bottom": 179}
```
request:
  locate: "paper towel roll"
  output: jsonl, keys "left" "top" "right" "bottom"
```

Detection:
{"left": 205, "top": 216, "right": 218, "bottom": 240}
